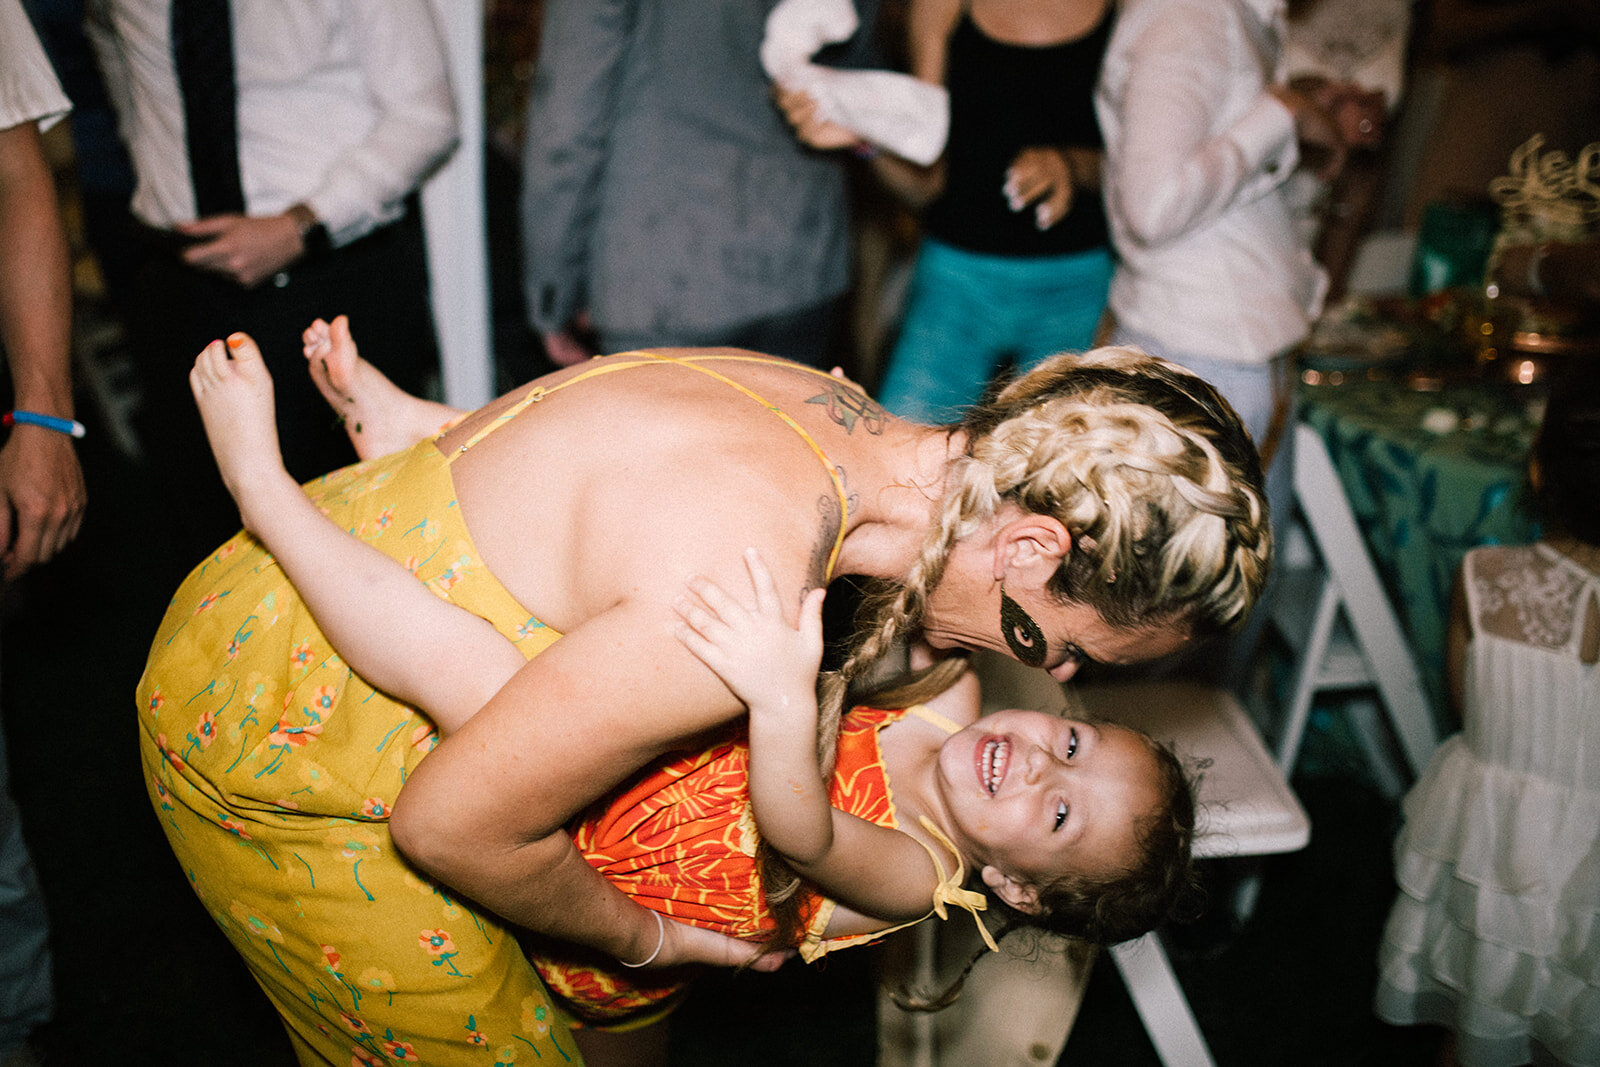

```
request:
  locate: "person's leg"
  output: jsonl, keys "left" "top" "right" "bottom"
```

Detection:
{"left": 1108, "top": 327, "right": 1296, "bottom": 692}
{"left": 0, "top": 697, "right": 52, "bottom": 1060}
{"left": 875, "top": 240, "right": 1006, "bottom": 423}
{"left": 1013, "top": 247, "right": 1116, "bottom": 370}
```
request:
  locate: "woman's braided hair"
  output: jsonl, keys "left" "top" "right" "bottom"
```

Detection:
{"left": 757, "top": 346, "right": 1270, "bottom": 947}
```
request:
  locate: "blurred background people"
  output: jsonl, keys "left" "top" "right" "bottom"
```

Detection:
{"left": 85, "top": 0, "right": 458, "bottom": 566}
{"left": 1375, "top": 362, "right": 1600, "bottom": 1067}
{"left": 0, "top": 2, "right": 88, "bottom": 1062}
{"left": 1096, "top": 0, "right": 1380, "bottom": 686}
{"left": 520, "top": 0, "right": 882, "bottom": 371}
{"left": 784, "top": 0, "right": 1119, "bottom": 422}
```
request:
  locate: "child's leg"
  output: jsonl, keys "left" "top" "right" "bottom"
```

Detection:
{"left": 303, "top": 314, "right": 464, "bottom": 461}
{"left": 191, "top": 334, "right": 523, "bottom": 733}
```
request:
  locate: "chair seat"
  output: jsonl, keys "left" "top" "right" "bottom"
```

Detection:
{"left": 1071, "top": 680, "right": 1311, "bottom": 858}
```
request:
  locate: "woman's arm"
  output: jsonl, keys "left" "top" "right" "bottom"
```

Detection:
{"left": 1101, "top": 0, "right": 1304, "bottom": 248}
{"left": 775, "top": 0, "right": 958, "bottom": 208}
{"left": 191, "top": 335, "right": 524, "bottom": 733}
{"left": 674, "top": 552, "right": 938, "bottom": 922}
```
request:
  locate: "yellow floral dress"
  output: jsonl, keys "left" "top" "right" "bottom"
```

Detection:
{"left": 137, "top": 352, "right": 867, "bottom": 1063}
{"left": 138, "top": 436, "right": 570, "bottom": 1066}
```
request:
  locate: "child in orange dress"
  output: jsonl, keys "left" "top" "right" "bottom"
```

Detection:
{"left": 188, "top": 328, "right": 1196, "bottom": 1037}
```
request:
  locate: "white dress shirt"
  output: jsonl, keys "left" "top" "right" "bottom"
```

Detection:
{"left": 1097, "top": 0, "right": 1327, "bottom": 365}
{"left": 1, "top": 0, "right": 71, "bottom": 132}
{"left": 87, "top": 0, "right": 458, "bottom": 246}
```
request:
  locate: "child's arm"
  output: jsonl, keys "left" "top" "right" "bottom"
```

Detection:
{"left": 674, "top": 550, "right": 939, "bottom": 923}
{"left": 192, "top": 335, "right": 524, "bottom": 733}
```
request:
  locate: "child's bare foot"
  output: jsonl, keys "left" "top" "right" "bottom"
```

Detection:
{"left": 302, "top": 315, "right": 458, "bottom": 460}
{"left": 190, "top": 333, "right": 301, "bottom": 530}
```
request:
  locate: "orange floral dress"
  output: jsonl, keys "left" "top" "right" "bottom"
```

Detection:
{"left": 532, "top": 705, "right": 909, "bottom": 1025}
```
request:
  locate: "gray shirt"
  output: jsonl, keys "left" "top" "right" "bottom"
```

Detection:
{"left": 522, "top": 0, "right": 879, "bottom": 343}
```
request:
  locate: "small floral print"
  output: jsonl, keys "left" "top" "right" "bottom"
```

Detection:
{"left": 228, "top": 900, "right": 284, "bottom": 944}
{"left": 357, "top": 968, "right": 395, "bottom": 994}
{"left": 218, "top": 818, "right": 252, "bottom": 840}
{"left": 381, "top": 1039, "right": 418, "bottom": 1061}
{"left": 194, "top": 591, "right": 227, "bottom": 615}
{"left": 375, "top": 507, "right": 394, "bottom": 531}
{"left": 338, "top": 1011, "right": 370, "bottom": 1035}
{"left": 214, "top": 541, "right": 238, "bottom": 562}
{"left": 410, "top": 724, "right": 438, "bottom": 752}
{"left": 147, "top": 689, "right": 165, "bottom": 715}
{"left": 226, "top": 638, "right": 241, "bottom": 660}
{"left": 311, "top": 684, "right": 337, "bottom": 712}
{"left": 351, "top": 1047, "right": 384, "bottom": 1067}
{"left": 360, "top": 797, "right": 390, "bottom": 819}
{"left": 339, "top": 829, "right": 383, "bottom": 860}
{"left": 493, "top": 1047, "right": 518, "bottom": 1067}
{"left": 193, "top": 708, "right": 217, "bottom": 750}
{"left": 521, "top": 995, "right": 551, "bottom": 1037}
{"left": 429, "top": 556, "right": 472, "bottom": 592}
{"left": 155, "top": 734, "right": 186, "bottom": 773}
{"left": 268, "top": 718, "right": 322, "bottom": 749}
{"left": 323, "top": 945, "right": 342, "bottom": 971}
{"left": 403, "top": 556, "right": 421, "bottom": 574}
{"left": 290, "top": 643, "right": 314, "bottom": 668}
{"left": 419, "top": 929, "right": 455, "bottom": 957}
{"left": 468, "top": 1029, "right": 488, "bottom": 1046}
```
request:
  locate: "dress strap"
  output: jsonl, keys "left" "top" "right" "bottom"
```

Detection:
{"left": 913, "top": 816, "right": 1000, "bottom": 952}
{"left": 906, "top": 703, "right": 966, "bottom": 736}
{"left": 446, "top": 351, "right": 854, "bottom": 580}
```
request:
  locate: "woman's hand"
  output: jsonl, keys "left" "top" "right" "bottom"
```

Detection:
{"left": 1004, "top": 146, "right": 1076, "bottom": 230}
{"left": 674, "top": 548, "right": 826, "bottom": 717}
{"left": 774, "top": 84, "right": 863, "bottom": 153}
{"left": 651, "top": 914, "right": 793, "bottom": 971}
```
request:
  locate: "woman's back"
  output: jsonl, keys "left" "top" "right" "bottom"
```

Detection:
{"left": 440, "top": 350, "right": 910, "bottom": 636}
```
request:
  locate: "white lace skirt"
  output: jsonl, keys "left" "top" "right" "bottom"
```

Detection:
{"left": 1374, "top": 736, "right": 1600, "bottom": 1066}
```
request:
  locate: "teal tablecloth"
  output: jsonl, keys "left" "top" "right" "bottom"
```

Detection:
{"left": 1298, "top": 379, "right": 1543, "bottom": 717}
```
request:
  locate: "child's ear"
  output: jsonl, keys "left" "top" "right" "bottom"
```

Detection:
{"left": 981, "top": 865, "right": 1042, "bottom": 915}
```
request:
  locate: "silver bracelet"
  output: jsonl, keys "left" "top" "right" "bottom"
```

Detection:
{"left": 620, "top": 910, "right": 665, "bottom": 968}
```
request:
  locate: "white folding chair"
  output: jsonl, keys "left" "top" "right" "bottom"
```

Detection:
{"left": 1073, "top": 679, "right": 1311, "bottom": 1067}
{"left": 1266, "top": 423, "right": 1440, "bottom": 792}
{"left": 880, "top": 658, "right": 1310, "bottom": 1067}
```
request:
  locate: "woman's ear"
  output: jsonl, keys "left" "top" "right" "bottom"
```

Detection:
{"left": 981, "top": 864, "right": 1042, "bottom": 915}
{"left": 993, "top": 515, "right": 1073, "bottom": 583}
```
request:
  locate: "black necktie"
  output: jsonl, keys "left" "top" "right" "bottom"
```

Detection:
{"left": 171, "top": 0, "right": 246, "bottom": 216}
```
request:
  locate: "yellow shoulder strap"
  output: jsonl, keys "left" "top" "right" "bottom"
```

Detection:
{"left": 447, "top": 351, "right": 853, "bottom": 580}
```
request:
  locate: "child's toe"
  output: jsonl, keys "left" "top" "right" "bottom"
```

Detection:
{"left": 226, "top": 332, "right": 266, "bottom": 367}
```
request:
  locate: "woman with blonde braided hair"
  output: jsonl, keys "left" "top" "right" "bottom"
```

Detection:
{"left": 139, "top": 317, "right": 1266, "bottom": 1064}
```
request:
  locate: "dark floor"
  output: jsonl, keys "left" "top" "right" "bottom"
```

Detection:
{"left": 0, "top": 326, "right": 1450, "bottom": 1066}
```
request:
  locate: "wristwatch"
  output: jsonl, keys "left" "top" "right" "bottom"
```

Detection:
{"left": 287, "top": 202, "right": 332, "bottom": 259}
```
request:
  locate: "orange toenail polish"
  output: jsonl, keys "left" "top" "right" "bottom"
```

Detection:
{"left": 227, "top": 335, "right": 245, "bottom": 349}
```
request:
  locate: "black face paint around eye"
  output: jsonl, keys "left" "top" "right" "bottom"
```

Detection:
{"left": 999, "top": 584, "right": 1048, "bottom": 667}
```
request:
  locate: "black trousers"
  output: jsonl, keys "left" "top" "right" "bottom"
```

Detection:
{"left": 127, "top": 207, "right": 439, "bottom": 571}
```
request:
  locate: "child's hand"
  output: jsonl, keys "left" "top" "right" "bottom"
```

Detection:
{"left": 675, "top": 548, "right": 826, "bottom": 713}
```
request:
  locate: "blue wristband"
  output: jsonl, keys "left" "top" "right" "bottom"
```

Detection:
{"left": 4, "top": 410, "right": 85, "bottom": 438}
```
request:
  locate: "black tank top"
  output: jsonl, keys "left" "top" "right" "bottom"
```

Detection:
{"left": 924, "top": 7, "right": 1113, "bottom": 257}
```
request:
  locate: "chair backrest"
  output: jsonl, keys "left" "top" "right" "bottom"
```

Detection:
{"left": 1289, "top": 423, "right": 1440, "bottom": 777}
